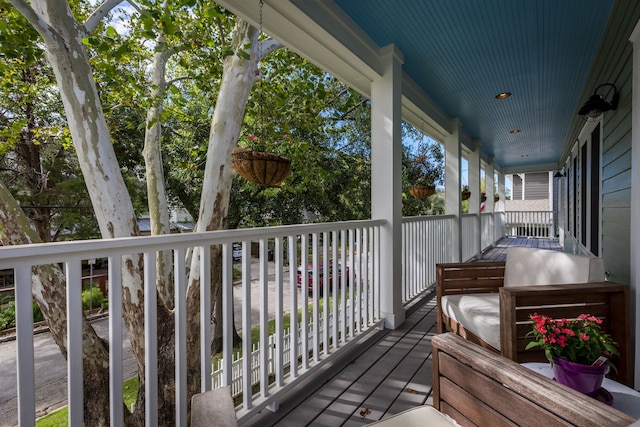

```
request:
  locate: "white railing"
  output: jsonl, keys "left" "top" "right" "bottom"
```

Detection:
{"left": 505, "top": 211, "right": 553, "bottom": 238}
{"left": 401, "top": 215, "right": 456, "bottom": 303}
{"left": 461, "top": 214, "right": 479, "bottom": 261}
{"left": 0, "top": 219, "right": 383, "bottom": 426}
{"left": 2, "top": 213, "right": 502, "bottom": 425}
{"left": 494, "top": 211, "right": 506, "bottom": 242}
{"left": 480, "top": 212, "right": 494, "bottom": 252}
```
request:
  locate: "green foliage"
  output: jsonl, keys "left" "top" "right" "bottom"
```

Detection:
{"left": 0, "top": 301, "right": 43, "bottom": 330}
{"left": 404, "top": 139, "right": 444, "bottom": 187}
{"left": 525, "top": 313, "right": 619, "bottom": 366}
{"left": 401, "top": 123, "right": 446, "bottom": 216}
{"left": 0, "top": 301, "right": 16, "bottom": 330}
{"left": 36, "top": 376, "right": 139, "bottom": 425}
{"left": 0, "top": 3, "right": 101, "bottom": 242}
{"left": 82, "top": 287, "right": 106, "bottom": 310}
{"left": 33, "top": 302, "right": 44, "bottom": 323}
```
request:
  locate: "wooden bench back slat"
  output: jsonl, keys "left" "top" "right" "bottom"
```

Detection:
{"left": 432, "top": 333, "right": 636, "bottom": 427}
{"left": 439, "top": 352, "right": 573, "bottom": 427}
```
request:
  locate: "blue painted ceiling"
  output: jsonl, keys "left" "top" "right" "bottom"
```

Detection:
{"left": 328, "top": 0, "right": 616, "bottom": 170}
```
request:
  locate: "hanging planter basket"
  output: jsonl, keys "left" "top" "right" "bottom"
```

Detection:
{"left": 409, "top": 185, "right": 436, "bottom": 199}
{"left": 494, "top": 195, "right": 500, "bottom": 203}
{"left": 481, "top": 192, "right": 487, "bottom": 203}
{"left": 231, "top": 147, "right": 291, "bottom": 187}
{"left": 461, "top": 190, "right": 471, "bottom": 201}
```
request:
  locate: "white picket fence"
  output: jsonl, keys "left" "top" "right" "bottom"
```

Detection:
{"left": 212, "top": 317, "right": 338, "bottom": 398}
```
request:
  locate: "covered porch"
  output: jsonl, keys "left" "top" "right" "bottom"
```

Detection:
{"left": 4, "top": 0, "right": 640, "bottom": 425}
{"left": 243, "top": 238, "right": 562, "bottom": 427}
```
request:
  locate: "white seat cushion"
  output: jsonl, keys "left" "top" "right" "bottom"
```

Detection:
{"left": 440, "top": 293, "right": 501, "bottom": 350}
{"left": 503, "top": 247, "right": 605, "bottom": 287}
{"left": 367, "top": 405, "right": 460, "bottom": 426}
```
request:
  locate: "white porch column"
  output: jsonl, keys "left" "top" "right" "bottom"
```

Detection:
{"left": 371, "top": 44, "right": 405, "bottom": 329}
{"left": 444, "top": 119, "right": 462, "bottom": 262}
{"left": 485, "top": 159, "right": 495, "bottom": 214}
{"left": 496, "top": 171, "right": 506, "bottom": 240}
{"left": 628, "top": 21, "right": 640, "bottom": 388}
{"left": 497, "top": 171, "right": 505, "bottom": 212}
{"left": 468, "top": 145, "right": 481, "bottom": 257}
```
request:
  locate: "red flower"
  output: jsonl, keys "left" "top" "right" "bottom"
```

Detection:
{"left": 526, "top": 313, "right": 619, "bottom": 366}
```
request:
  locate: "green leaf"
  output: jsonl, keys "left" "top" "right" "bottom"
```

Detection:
{"left": 237, "top": 49, "right": 250, "bottom": 60}
{"left": 106, "top": 26, "right": 118, "bottom": 38}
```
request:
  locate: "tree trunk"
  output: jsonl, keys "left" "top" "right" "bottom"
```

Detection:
{"left": 143, "top": 39, "right": 175, "bottom": 309}
{"left": 0, "top": 179, "right": 116, "bottom": 425}
{"left": 9, "top": 1, "right": 150, "bottom": 424}
{"left": 185, "top": 18, "right": 259, "bottom": 398}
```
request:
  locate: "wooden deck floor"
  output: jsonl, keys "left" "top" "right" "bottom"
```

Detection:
{"left": 242, "top": 237, "right": 561, "bottom": 426}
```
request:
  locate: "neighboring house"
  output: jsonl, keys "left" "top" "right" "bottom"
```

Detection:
{"left": 504, "top": 172, "right": 555, "bottom": 238}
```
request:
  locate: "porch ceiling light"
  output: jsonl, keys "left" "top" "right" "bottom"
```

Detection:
{"left": 554, "top": 170, "right": 565, "bottom": 178}
{"left": 495, "top": 92, "right": 511, "bottom": 99}
{"left": 578, "top": 83, "right": 619, "bottom": 118}
{"left": 510, "top": 129, "right": 521, "bottom": 134}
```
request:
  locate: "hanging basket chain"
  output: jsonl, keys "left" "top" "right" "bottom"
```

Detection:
{"left": 231, "top": 0, "right": 292, "bottom": 186}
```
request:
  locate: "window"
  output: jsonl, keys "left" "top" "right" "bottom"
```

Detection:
{"left": 568, "top": 122, "right": 602, "bottom": 255}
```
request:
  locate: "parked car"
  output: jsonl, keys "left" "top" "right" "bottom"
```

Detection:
{"left": 232, "top": 243, "right": 242, "bottom": 261}
{"left": 297, "top": 262, "right": 349, "bottom": 295}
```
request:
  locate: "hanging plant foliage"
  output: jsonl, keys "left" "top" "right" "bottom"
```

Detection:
{"left": 461, "top": 186, "right": 471, "bottom": 201}
{"left": 409, "top": 185, "right": 436, "bottom": 199}
{"left": 404, "top": 146, "right": 443, "bottom": 198}
{"left": 231, "top": 147, "right": 291, "bottom": 187}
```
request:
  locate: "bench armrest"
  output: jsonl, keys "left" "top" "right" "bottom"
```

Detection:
{"left": 436, "top": 262, "right": 505, "bottom": 333}
{"left": 499, "top": 282, "right": 632, "bottom": 386}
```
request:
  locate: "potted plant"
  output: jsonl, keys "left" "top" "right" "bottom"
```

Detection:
{"left": 405, "top": 145, "right": 443, "bottom": 199}
{"left": 461, "top": 185, "right": 471, "bottom": 201}
{"left": 526, "top": 313, "right": 619, "bottom": 397}
{"left": 494, "top": 193, "right": 500, "bottom": 203}
{"left": 480, "top": 192, "right": 487, "bottom": 203}
{"left": 232, "top": 134, "right": 292, "bottom": 186}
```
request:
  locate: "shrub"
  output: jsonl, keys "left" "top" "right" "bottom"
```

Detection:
{"left": 0, "top": 301, "right": 16, "bottom": 330}
{"left": 33, "top": 302, "right": 44, "bottom": 323}
{"left": 82, "top": 287, "right": 105, "bottom": 310}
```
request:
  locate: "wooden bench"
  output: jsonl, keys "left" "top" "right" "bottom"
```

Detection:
{"left": 432, "top": 333, "right": 636, "bottom": 426}
{"left": 436, "top": 261, "right": 632, "bottom": 386}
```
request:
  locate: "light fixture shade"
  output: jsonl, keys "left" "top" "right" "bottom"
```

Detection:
{"left": 578, "top": 94, "right": 613, "bottom": 117}
{"left": 577, "top": 83, "right": 619, "bottom": 118}
{"left": 554, "top": 171, "right": 565, "bottom": 178}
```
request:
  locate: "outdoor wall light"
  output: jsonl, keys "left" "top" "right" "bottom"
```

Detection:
{"left": 578, "top": 83, "right": 619, "bottom": 119}
{"left": 554, "top": 170, "right": 565, "bottom": 178}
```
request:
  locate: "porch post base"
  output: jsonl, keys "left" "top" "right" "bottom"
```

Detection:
{"left": 382, "top": 309, "right": 406, "bottom": 330}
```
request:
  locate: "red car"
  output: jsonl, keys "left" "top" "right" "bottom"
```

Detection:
{"left": 297, "top": 262, "right": 348, "bottom": 294}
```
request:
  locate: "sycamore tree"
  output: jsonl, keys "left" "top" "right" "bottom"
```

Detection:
{"left": 0, "top": 4, "right": 100, "bottom": 242}
{"left": 3, "top": 0, "right": 284, "bottom": 424}
{"left": 4, "top": 0, "right": 372, "bottom": 423}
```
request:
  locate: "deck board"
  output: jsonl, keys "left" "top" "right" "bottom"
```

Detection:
{"left": 242, "top": 238, "right": 561, "bottom": 426}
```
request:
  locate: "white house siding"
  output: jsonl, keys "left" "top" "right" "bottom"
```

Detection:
{"left": 504, "top": 199, "right": 550, "bottom": 212}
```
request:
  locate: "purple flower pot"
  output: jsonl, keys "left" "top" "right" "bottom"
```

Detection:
{"left": 552, "top": 357, "right": 608, "bottom": 397}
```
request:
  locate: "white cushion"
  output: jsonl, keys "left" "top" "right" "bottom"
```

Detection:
{"left": 440, "top": 293, "right": 501, "bottom": 350}
{"left": 503, "top": 247, "right": 605, "bottom": 287}
{"left": 367, "top": 405, "right": 460, "bottom": 426}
